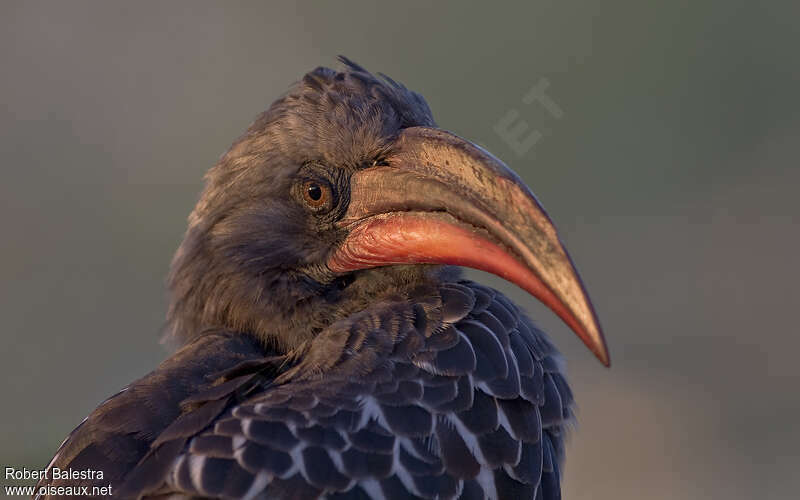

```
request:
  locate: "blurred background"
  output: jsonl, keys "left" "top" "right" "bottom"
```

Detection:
{"left": 2, "top": 1, "right": 798, "bottom": 498}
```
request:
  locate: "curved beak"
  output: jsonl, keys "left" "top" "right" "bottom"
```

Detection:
{"left": 327, "top": 126, "right": 609, "bottom": 366}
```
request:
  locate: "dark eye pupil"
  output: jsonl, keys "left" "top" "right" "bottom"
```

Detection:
{"left": 307, "top": 184, "right": 322, "bottom": 201}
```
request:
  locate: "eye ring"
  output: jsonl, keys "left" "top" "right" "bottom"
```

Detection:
{"left": 301, "top": 179, "right": 334, "bottom": 212}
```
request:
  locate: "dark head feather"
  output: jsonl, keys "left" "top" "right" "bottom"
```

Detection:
{"left": 166, "top": 58, "right": 441, "bottom": 351}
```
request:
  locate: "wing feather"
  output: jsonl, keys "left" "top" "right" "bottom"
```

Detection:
{"left": 39, "top": 281, "right": 574, "bottom": 500}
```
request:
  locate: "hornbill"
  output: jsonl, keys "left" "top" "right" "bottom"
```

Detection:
{"left": 38, "top": 58, "right": 608, "bottom": 500}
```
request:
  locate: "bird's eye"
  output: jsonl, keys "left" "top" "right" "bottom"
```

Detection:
{"left": 302, "top": 179, "right": 334, "bottom": 212}
{"left": 307, "top": 183, "right": 322, "bottom": 201}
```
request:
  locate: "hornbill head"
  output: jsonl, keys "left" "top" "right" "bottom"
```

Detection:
{"left": 168, "top": 57, "right": 609, "bottom": 365}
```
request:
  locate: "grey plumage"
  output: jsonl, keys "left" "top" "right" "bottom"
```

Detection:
{"left": 39, "top": 281, "right": 572, "bottom": 499}
{"left": 36, "top": 58, "right": 593, "bottom": 500}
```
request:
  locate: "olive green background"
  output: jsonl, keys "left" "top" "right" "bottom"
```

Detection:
{"left": 2, "top": 2, "right": 798, "bottom": 498}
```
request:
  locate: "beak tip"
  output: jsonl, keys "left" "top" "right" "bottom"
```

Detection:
{"left": 591, "top": 327, "right": 611, "bottom": 367}
{"left": 597, "top": 348, "right": 611, "bottom": 367}
{"left": 588, "top": 321, "right": 611, "bottom": 367}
